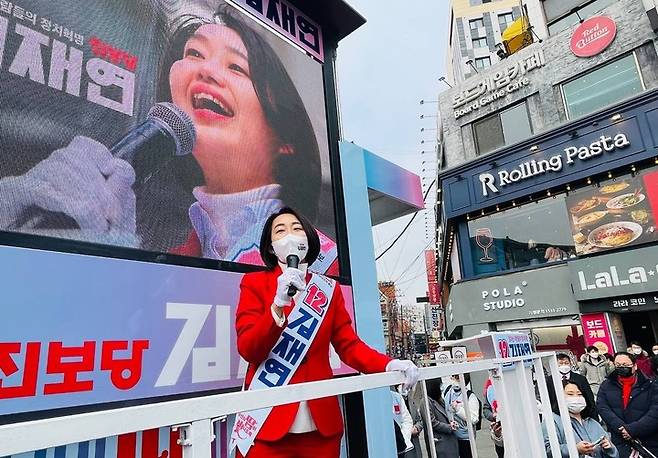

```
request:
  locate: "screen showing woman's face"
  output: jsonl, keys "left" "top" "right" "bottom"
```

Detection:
{"left": 169, "top": 23, "right": 279, "bottom": 193}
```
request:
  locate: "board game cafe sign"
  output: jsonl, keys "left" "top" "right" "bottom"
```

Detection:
{"left": 452, "top": 49, "right": 545, "bottom": 119}
{"left": 478, "top": 132, "right": 631, "bottom": 197}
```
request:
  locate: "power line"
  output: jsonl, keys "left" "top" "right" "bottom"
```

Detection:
{"left": 375, "top": 179, "right": 436, "bottom": 261}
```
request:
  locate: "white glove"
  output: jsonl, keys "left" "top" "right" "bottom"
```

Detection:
{"left": 386, "top": 359, "right": 420, "bottom": 393}
{"left": 273, "top": 267, "right": 306, "bottom": 307}
{"left": 0, "top": 136, "right": 137, "bottom": 241}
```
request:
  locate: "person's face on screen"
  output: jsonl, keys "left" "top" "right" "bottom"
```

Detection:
{"left": 271, "top": 213, "right": 304, "bottom": 243}
{"left": 169, "top": 23, "right": 279, "bottom": 193}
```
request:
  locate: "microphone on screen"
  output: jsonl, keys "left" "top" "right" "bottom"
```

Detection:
{"left": 20, "top": 103, "right": 196, "bottom": 230}
{"left": 287, "top": 254, "right": 300, "bottom": 297}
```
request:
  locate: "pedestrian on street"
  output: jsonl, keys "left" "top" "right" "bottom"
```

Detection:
{"left": 426, "top": 378, "right": 459, "bottom": 458}
{"left": 579, "top": 346, "right": 615, "bottom": 396}
{"left": 543, "top": 380, "right": 618, "bottom": 458}
{"left": 443, "top": 374, "right": 480, "bottom": 458}
{"left": 596, "top": 352, "right": 658, "bottom": 457}
{"left": 556, "top": 353, "right": 597, "bottom": 419}
{"left": 629, "top": 342, "right": 653, "bottom": 378}
{"left": 652, "top": 343, "right": 658, "bottom": 357}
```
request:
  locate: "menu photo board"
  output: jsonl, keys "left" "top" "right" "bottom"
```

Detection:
{"left": 566, "top": 169, "right": 658, "bottom": 255}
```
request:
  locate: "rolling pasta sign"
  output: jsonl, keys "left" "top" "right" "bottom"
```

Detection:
{"left": 478, "top": 132, "right": 631, "bottom": 197}
{"left": 570, "top": 16, "right": 617, "bottom": 58}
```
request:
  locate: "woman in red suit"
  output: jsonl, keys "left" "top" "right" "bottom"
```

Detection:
{"left": 235, "top": 207, "right": 419, "bottom": 457}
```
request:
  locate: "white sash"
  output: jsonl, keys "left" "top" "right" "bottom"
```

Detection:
{"left": 230, "top": 273, "right": 336, "bottom": 456}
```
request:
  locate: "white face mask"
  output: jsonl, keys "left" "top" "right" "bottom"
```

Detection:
{"left": 566, "top": 396, "right": 587, "bottom": 414}
{"left": 558, "top": 365, "right": 571, "bottom": 375}
{"left": 632, "top": 348, "right": 642, "bottom": 355}
{"left": 271, "top": 234, "right": 308, "bottom": 265}
{"left": 653, "top": 349, "right": 658, "bottom": 356}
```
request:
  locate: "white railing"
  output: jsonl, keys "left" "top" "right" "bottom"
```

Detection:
{"left": 0, "top": 352, "right": 580, "bottom": 458}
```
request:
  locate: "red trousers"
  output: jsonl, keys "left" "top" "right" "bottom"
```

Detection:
{"left": 237, "top": 431, "right": 342, "bottom": 458}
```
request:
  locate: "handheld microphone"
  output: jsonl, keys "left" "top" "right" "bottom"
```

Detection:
{"left": 287, "top": 254, "right": 300, "bottom": 297}
{"left": 21, "top": 103, "right": 196, "bottom": 230}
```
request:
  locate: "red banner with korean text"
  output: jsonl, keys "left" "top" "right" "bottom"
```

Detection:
{"left": 581, "top": 313, "right": 615, "bottom": 355}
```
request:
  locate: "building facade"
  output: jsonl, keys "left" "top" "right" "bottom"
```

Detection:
{"left": 446, "top": 0, "right": 547, "bottom": 84}
{"left": 437, "top": 0, "right": 658, "bottom": 359}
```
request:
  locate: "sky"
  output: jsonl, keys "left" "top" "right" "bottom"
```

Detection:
{"left": 336, "top": 0, "right": 450, "bottom": 308}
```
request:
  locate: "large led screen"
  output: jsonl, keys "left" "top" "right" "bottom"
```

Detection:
{"left": 0, "top": 1, "right": 338, "bottom": 271}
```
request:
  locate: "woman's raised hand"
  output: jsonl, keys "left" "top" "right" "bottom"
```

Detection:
{"left": 273, "top": 267, "right": 306, "bottom": 307}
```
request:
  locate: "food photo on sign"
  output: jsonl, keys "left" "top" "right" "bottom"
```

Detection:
{"left": 566, "top": 169, "right": 658, "bottom": 255}
{"left": 0, "top": 0, "right": 339, "bottom": 273}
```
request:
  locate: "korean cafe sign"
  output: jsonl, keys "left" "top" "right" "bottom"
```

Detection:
{"left": 446, "top": 264, "right": 579, "bottom": 332}
{"left": 452, "top": 49, "right": 545, "bottom": 119}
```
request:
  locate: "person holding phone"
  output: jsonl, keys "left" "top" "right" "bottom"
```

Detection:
{"left": 542, "top": 380, "right": 618, "bottom": 458}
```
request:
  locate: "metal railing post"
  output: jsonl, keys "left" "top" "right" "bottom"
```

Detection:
{"left": 419, "top": 379, "right": 438, "bottom": 458}
{"left": 457, "top": 372, "right": 479, "bottom": 458}
{"left": 175, "top": 419, "right": 213, "bottom": 458}
{"left": 547, "top": 356, "right": 579, "bottom": 457}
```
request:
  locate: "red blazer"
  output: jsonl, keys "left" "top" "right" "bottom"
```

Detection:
{"left": 236, "top": 267, "right": 392, "bottom": 441}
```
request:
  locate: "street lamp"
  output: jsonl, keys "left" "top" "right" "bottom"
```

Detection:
{"left": 438, "top": 76, "right": 453, "bottom": 88}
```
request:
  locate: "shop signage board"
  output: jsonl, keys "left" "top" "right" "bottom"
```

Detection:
{"left": 581, "top": 313, "right": 615, "bottom": 354}
{"left": 451, "top": 49, "right": 545, "bottom": 119}
{"left": 570, "top": 16, "right": 617, "bottom": 58}
{"left": 446, "top": 265, "right": 579, "bottom": 333}
{"left": 580, "top": 292, "right": 658, "bottom": 314}
{"left": 440, "top": 86, "right": 658, "bottom": 219}
{"left": 569, "top": 244, "right": 658, "bottom": 301}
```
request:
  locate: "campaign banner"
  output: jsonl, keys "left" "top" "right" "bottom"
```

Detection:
{"left": 230, "top": 0, "right": 324, "bottom": 62}
{"left": 0, "top": 245, "right": 355, "bottom": 419}
{"left": 0, "top": 0, "right": 338, "bottom": 271}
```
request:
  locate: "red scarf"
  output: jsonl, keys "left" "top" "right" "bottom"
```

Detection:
{"left": 619, "top": 375, "right": 636, "bottom": 408}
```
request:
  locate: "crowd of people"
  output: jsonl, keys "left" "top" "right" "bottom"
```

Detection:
{"left": 391, "top": 342, "right": 658, "bottom": 458}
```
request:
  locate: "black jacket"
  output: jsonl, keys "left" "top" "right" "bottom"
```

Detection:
{"left": 596, "top": 371, "right": 658, "bottom": 456}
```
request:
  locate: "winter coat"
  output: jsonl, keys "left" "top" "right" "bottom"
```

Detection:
{"left": 579, "top": 356, "right": 614, "bottom": 395}
{"left": 542, "top": 413, "right": 618, "bottom": 458}
{"left": 596, "top": 371, "right": 658, "bottom": 456}
{"left": 428, "top": 398, "right": 459, "bottom": 458}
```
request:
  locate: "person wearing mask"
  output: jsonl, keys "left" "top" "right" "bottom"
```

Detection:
{"left": 652, "top": 343, "right": 658, "bottom": 357}
{"left": 556, "top": 353, "right": 597, "bottom": 419}
{"left": 579, "top": 346, "right": 615, "bottom": 396}
{"left": 443, "top": 374, "right": 480, "bottom": 458}
{"left": 597, "top": 352, "right": 658, "bottom": 457}
{"left": 629, "top": 342, "right": 653, "bottom": 378}
{"left": 426, "top": 378, "right": 459, "bottom": 458}
{"left": 233, "top": 208, "right": 419, "bottom": 458}
{"left": 543, "top": 381, "right": 618, "bottom": 458}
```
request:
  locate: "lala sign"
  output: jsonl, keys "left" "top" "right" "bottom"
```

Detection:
{"left": 570, "top": 16, "right": 617, "bottom": 58}
{"left": 577, "top": 264, "right": 657, "bottom": 291}
{"left": 479, "top": 132, "right": 630, "bottom": 197}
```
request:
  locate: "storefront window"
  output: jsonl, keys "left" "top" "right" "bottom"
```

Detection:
{"left": 468, "top": 196, "right": 575, "bottom": 276}
{"left": 473, "top": 102, "right": 533, "bottom": 155}
{"left": 546, "top": 0, "right": 617, "bottom": 36}
{"left": 562, "top": 54, "right": 644, "bottom": 119}
{"left": 565, "top": 169, "right": 658, "bottom": 255}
